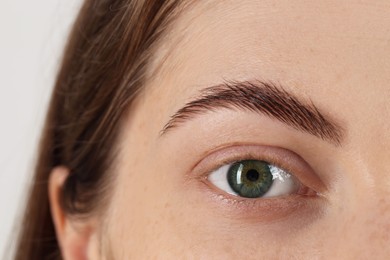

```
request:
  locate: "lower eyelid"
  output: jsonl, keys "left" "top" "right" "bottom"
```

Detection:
{"left": 199, "top": 177, "right": 325, "bottom": 223}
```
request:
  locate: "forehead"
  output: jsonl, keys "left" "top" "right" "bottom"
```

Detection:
{"left": 152, "top": 0, "right": 390, "bottom": 89}
{"left": 148, "top": 0, "right": 390, "bottom": 146}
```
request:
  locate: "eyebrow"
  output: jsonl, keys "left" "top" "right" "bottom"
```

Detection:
{"left": 160, "top": 80, "right": 344, "bottom": 146}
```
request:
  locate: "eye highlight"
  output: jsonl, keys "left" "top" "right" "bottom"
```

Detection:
{"left": 208, "top": 160, "right": 300, "bottom": 199}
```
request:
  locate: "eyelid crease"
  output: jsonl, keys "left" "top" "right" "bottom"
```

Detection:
{"left": 160, "top": 80, "right": 345, "bottom": 146}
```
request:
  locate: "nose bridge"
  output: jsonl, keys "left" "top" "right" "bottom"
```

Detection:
{"left": 355, "top": 147, "right": 390, "bottom": 241}
{"left": 361, "top": 98, "right": 390, "bottom": 193}
{"left": 358, "top": 128, "right": 390, "bottom": 198}
{"left": 346, "top": 103, "right": 390, "bottom": 198}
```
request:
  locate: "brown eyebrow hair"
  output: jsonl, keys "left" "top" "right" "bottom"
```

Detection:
{"left": 160, "top": 80, "right": 344, "bottom": 146}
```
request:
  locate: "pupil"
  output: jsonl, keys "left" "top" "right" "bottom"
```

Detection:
{"left": 246, "top": 169, "right": 259, "bottom": 182}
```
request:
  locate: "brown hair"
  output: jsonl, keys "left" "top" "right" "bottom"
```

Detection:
{"left": 14, "top": 0, "right": 184, "bottom": 259}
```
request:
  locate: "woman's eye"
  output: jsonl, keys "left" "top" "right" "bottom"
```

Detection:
{"left": 208, "top": 160, "right": 300, "bottom": 198}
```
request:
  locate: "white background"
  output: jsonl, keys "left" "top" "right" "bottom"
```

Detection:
{"left": 0, "top": 1, "right": 81, "bottom": 257}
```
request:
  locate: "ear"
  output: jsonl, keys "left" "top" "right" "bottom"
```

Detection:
{"left": 48, "top": 167, "right": 100, "bottom": 259}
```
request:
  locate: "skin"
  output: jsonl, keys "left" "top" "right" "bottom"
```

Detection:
{"left": 50, "top": 0, "right": 390, "bottom": 259}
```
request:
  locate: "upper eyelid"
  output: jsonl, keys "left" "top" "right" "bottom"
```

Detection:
{"left": 192, "top": 144, "right": 299, "bottom": 175}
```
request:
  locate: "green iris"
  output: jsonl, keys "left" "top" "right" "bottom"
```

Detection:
{"left": 227, "top": 160, "right": 274, "bottom": 198}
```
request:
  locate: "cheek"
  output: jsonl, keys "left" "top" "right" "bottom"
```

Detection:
{"left": 102, "top": 114, "right": 192, "bottom": 257}
{"left": 104, "top": 156, "right": 219, "bottom": 258}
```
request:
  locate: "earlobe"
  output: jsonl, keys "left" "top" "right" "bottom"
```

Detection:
{"left": 49, "top": 167, "right": 100, "bottom": 260}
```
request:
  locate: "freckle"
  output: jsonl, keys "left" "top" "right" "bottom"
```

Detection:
{"left": 143, "top": 186, "right": 148, "bottom": 192}
{"left": 164, "top": 203, "right": 171, "bottom": 209}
